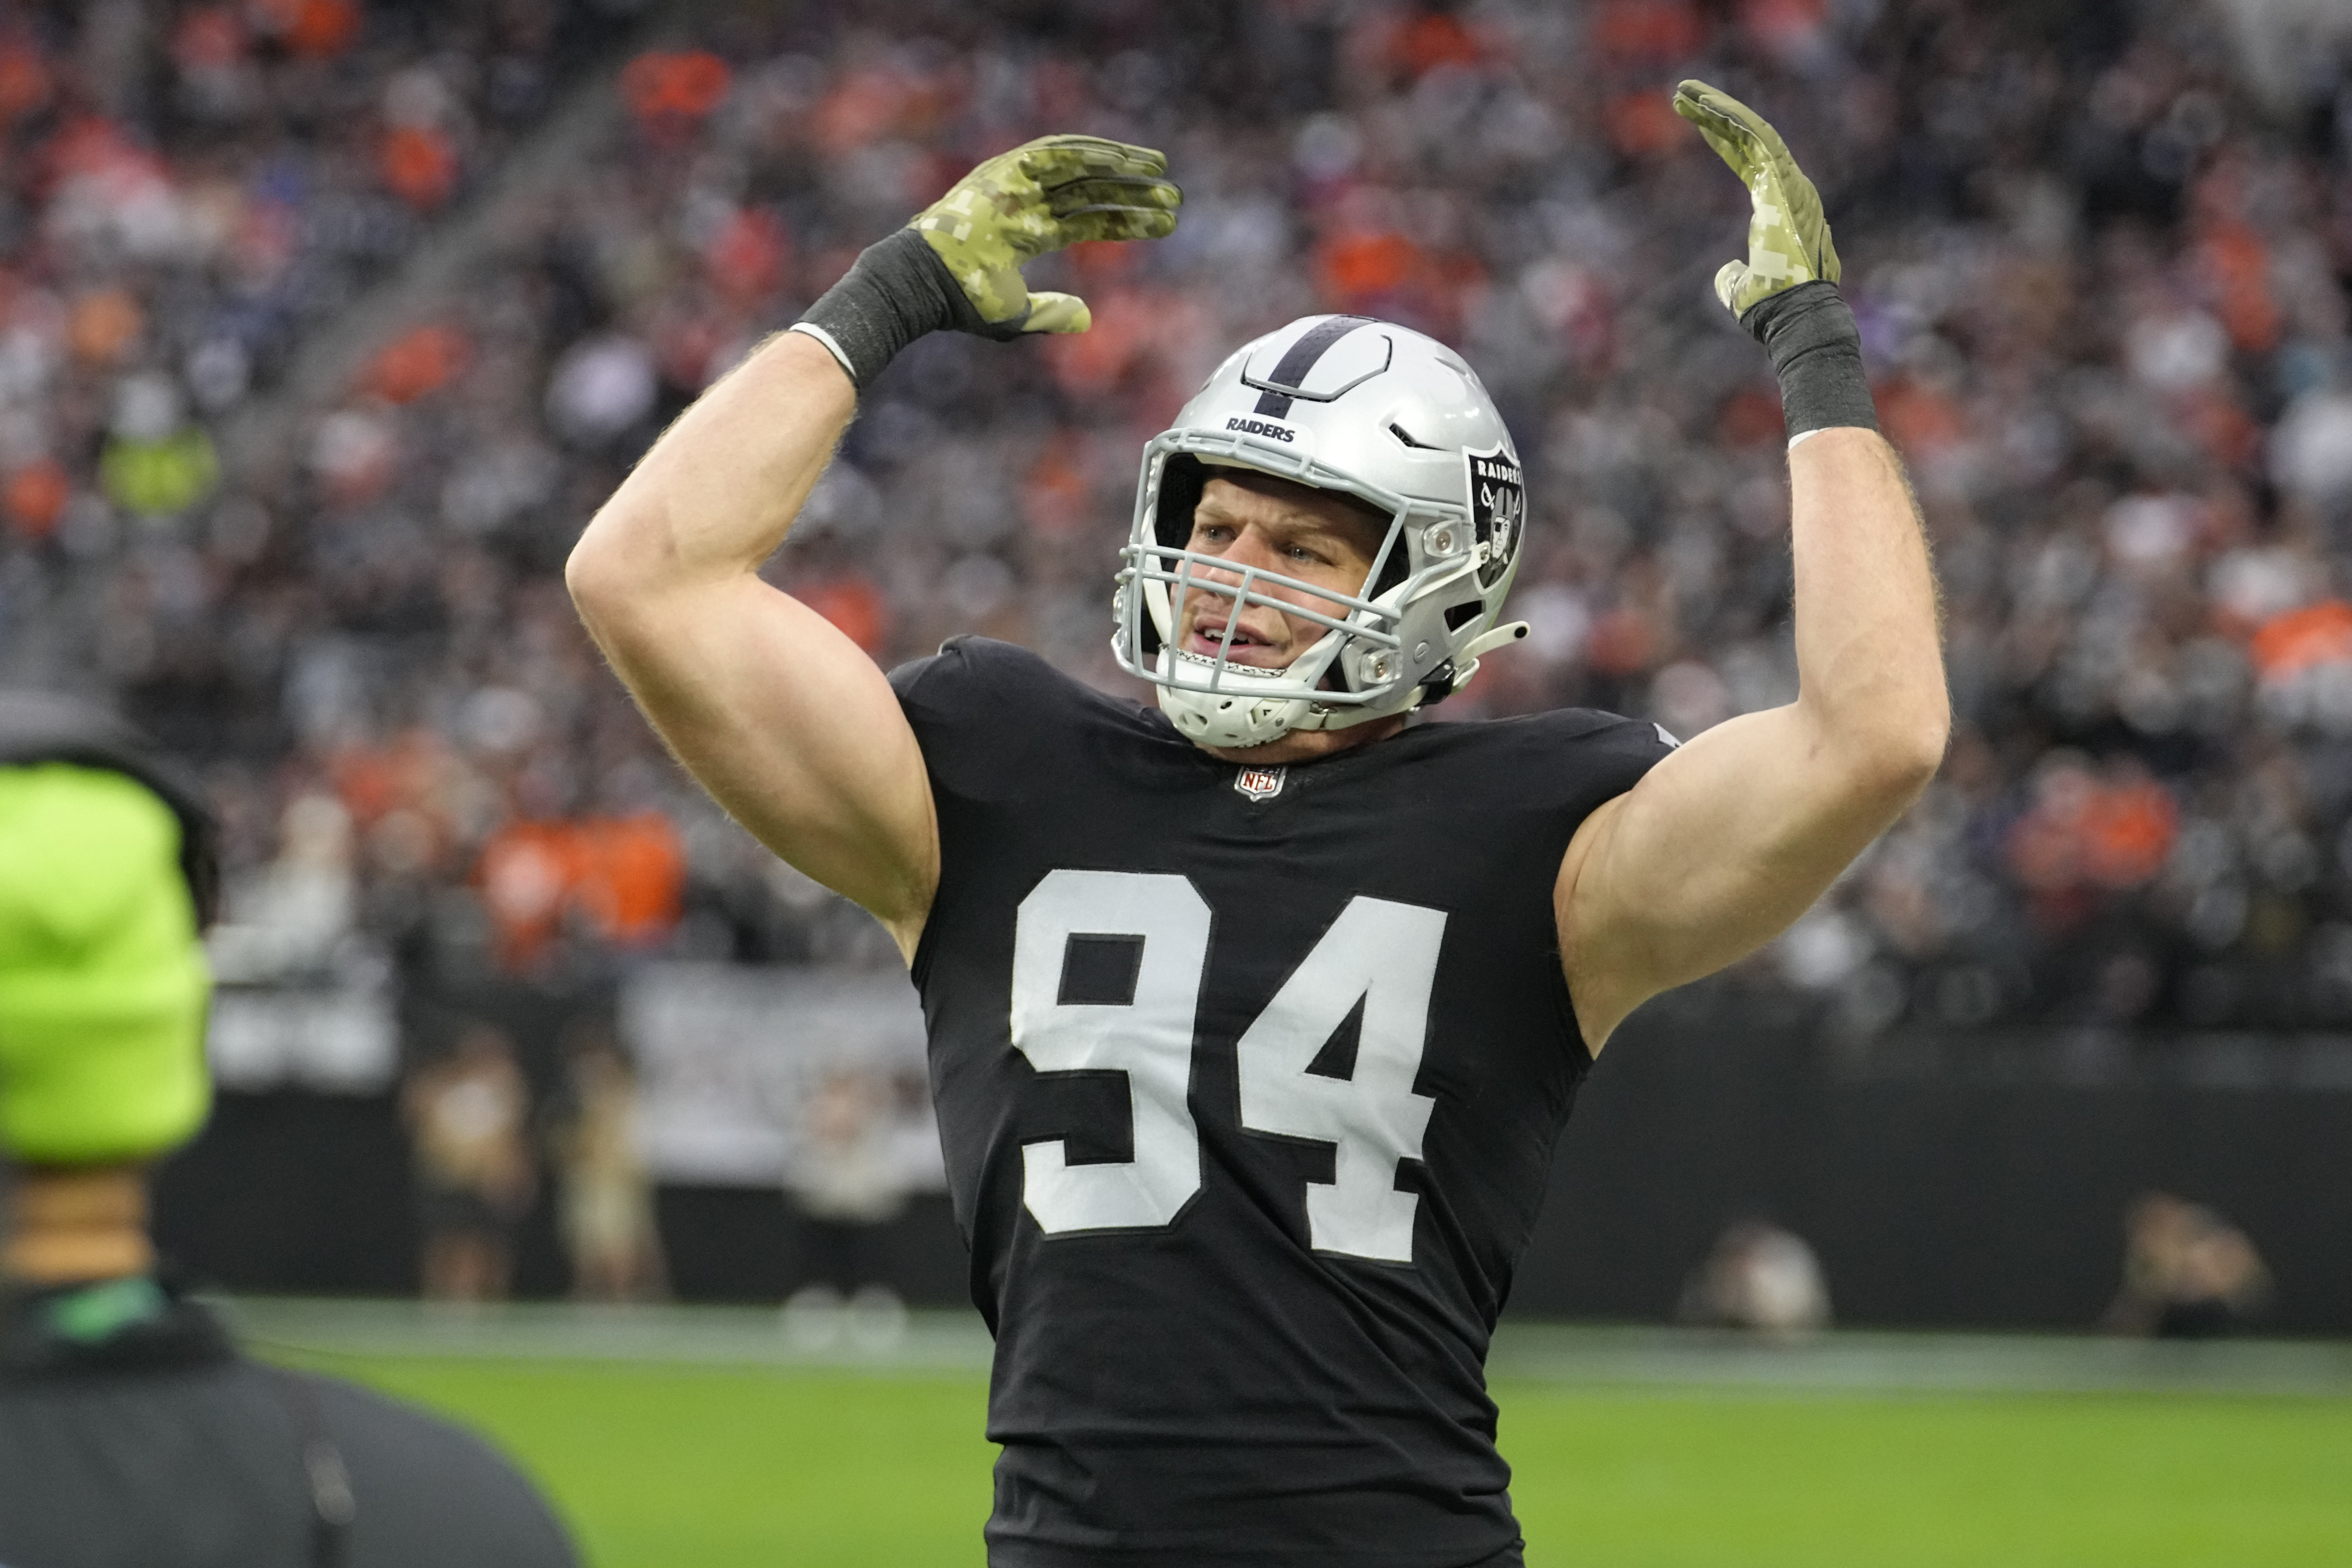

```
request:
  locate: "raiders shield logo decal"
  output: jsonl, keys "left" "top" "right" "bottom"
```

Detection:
{"left": 1465, "top": 443, "right": 1524, "bottom": 589}
{"left": 1234, "top": 766, "right": 1286, "bottom": 802}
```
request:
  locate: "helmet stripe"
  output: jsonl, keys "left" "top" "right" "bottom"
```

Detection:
{"left": 1250, "top": 314, "right": 1378, "bottom": 418}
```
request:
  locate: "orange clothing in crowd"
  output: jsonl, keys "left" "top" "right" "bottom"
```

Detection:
{"left": 2248, "top": 600, "right": 2352, "bottom": 683}
{"left": 366, "top": 324, "right": 470, "bottom": 402}
{"left": 2077, "top": 779, "right": 2179, "bottom": 889}
{"left": 573, "top": 813, "right": 687, "bottom": 948}
{"left": 2007, "top": 767, "right": 2180, "bottom": 901}
{"left": 622, "top": 49, "right": 731, "bottom": 143}
{"left": 381, "top": 124, "right": 459, "bottom": 208}
{"left": 477, "top": 812, "right": 685, "bottom": 971}
{"left": 1385, "top": 9, "right": 1486, "bottom": 77}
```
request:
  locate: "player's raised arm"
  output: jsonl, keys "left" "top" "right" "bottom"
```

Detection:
{"left": 565, "top": 137, "right": 1179, "bottom": 959}
{"left": 1556, "top": 83, "right": 1950, "bottom": 1050}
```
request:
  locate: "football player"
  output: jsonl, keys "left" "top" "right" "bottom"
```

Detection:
{"left": 568, "top": 91, "right": 1946, "bottom": 1567}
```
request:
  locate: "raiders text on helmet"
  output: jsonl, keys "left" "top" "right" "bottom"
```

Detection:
{"left": 1113, "top": 315, "right": 1529, "bottom": 749}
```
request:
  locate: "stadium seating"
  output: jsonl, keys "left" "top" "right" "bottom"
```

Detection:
{"left": 4, "top": 0, "right": 2352, "bottom": 1039}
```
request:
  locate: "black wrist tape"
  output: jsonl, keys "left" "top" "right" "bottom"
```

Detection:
{"left": 796, "top": 229, "right": 1012, "bottom": 390}
{"left": 1739, "top": 281, "right": 1878, "bottom": 440}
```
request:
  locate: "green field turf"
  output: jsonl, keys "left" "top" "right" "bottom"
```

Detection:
{"left": 280, "top": 1346, "right": 2352, "bottom": 1568}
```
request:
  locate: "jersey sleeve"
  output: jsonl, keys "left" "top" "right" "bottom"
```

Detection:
{"left": 889, "top": 638, "right": 1108, "bottom": 990}
{"left": 1567, "top": 712, "right": 1679, "bottom": 817}
{"left": 887, "top": 636, "right": 1074, "bottom": 801}
{"left": 1494, "top": 707, "right": 1679, "bottom": 834}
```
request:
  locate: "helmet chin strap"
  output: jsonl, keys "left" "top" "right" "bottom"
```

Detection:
{"left": 1285, "top": 691, "right": 1419, "bottom": 732}
{"left": 1152, "top": 644, "right": 1421, "bottom": 747}
{"left": 1161, "top": 620, "right": 1532, "bottom": 747}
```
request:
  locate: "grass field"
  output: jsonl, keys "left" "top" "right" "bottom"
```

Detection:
{"left": 248, "top": 1303, "right": 2352, "bottom": 1568}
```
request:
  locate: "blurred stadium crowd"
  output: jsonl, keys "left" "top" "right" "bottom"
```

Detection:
{"left": 3, "top": 0, "right": 2352, "bottom": 1041}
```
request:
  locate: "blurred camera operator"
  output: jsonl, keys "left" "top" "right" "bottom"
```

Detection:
{"left": 0, "top": 693, "right": 579, "bottom": 1568}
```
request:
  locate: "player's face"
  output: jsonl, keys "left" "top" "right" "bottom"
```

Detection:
{"left": 1178, "top": 476, "right": 1386, "bottom": 671}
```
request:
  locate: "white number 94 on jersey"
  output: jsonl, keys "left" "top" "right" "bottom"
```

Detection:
{"left": 1009, "top": 868, "right": 1443, "bottom": 1263}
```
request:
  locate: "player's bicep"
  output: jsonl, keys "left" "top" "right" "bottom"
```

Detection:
{"left": 1556, "top": 703, "right": 1894, "bottom": 1050}
{"left": 586, "top": 573, "right": 938, "bottom": 949}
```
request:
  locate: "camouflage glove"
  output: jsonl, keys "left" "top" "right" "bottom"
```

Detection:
{"left": 1673, "top": 80, "right": 1839, "bottom": 316}
{"left": 911, "top": 135, "right": 1179, "bottom": 335}
{"left": 792, "top": 135, "right": 1180, "bottom": 389}
{"left": 1674, "top": 79, "right": 1876, "bottom": 439}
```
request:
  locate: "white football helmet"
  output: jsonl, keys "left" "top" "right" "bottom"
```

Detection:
{"left": 1112, "top": 314, "right": 1530, "bottom": 750}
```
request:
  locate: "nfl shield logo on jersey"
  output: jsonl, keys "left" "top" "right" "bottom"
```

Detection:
{"left": 1234, "top": 766, "right": 1286, "bottom": 802}
{"left": 1465, "top": 443, "right": 1524, "bottom": 589}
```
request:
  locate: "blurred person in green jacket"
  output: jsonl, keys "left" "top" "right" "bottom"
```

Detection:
{"left": 0, "top": 692, "right": 579, "bottom": 1568}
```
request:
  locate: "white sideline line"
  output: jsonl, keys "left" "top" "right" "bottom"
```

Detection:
{"left": 1486, "top": 1323, "right": 2352, "bottom": 1399}
{"left": 223, "top": 1298, "right": 2352, "bottom": 1397}
{"left": 226, "top": 1296, "right": 996, "bottom": 1375}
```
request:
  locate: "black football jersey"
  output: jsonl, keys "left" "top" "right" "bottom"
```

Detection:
{"left": 890, "top": 638, "right": 1672, "bottom": 1568}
